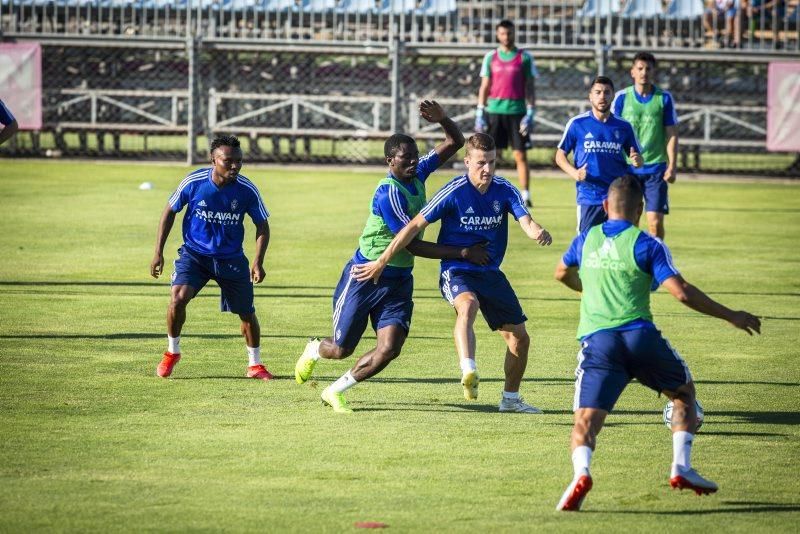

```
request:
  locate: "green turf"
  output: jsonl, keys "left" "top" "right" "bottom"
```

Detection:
{"left": 0, "top": 160, "right": 798, "bottom": 532}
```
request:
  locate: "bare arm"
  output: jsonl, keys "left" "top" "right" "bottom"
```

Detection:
{"left": 150, "top": 203, "right": 177, "bottom": 278}
{"left": 555, "top": 148, "right": 587, "bottom": 181}
{"left": 664, "top": 125, "right": 678, "bottom": 183}
{"left": 405, "top": 239, "right": 488, "bottom": 265}
{"left": 0, "top": 119, "right": 18, "bottom": 146}
{"left": 250, "top": 219, "right": 270, "bottom": 284}
{"left": 477, "top": 77, "right": 491, "bottom": 108}
{"left": 420, "top": 100, "right": 465, "bottom": 165}
{"left": 662, "top": 275, "right": 761, "bottom": 335}
{"left": 517, "top": 214, "right": 552, "bottom": 246}
{"left": 555, "top": 261, "right": 582, "bottom": 293}
{"left": 525, "top": 76, "right": 536, "bottom": 108}
{"left": 351, "top": 213, "right": 430, "bottom": 282}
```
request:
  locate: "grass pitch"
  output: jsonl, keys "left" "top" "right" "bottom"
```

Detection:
{"left": 0, "top": 160, "right": 798, "bottom": 532}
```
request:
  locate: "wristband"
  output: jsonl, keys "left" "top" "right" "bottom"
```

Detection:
{"left": 476, "top": 106, "right": 484, "bottom": 117}
{"left": 526, "top": 106, "right": 536, "bottom": 119}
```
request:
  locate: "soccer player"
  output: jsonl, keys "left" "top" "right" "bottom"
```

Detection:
{"left": 475, "top": 19, "right": 538, "bottom": 207}
{"left": 150, "top": 135, "right": 273, "bottom": 380}
{"left": 553, "top": 176, "right": 761, "bottom": 511}
{"left": 294, "top": 101, "right": 489, "bottom": 414}
{"left": 353, "top": 133, "right": 553, "bottom": 413}
{"left": 613, "top": 52, "right": 679, "bottom": 240}
{"left": 556, "top": 76, "right": 644, "bottom": 233}
{"left": 0, "top": 98, "right": 19, "bottom": 146}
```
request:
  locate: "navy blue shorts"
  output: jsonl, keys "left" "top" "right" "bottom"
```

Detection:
{"left": 439, "top": 268, "right": 527, "bottom": 330}
{"left": 573, "top": 327, "right": 692, "bottom": 412}
{"left": 171, "top": 246, "right": 255, "bottom": 315}
{"left": 577, "top": 203, "right": 608, "bottom": 233}
{"left": 331, "top": 260, "right": 414, "bottom": 351}
{"left": 637, "top": 171, "right": 670, "bottom": 214}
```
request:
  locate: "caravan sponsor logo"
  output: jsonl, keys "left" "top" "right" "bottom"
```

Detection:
{"left": 585, "top": 238, "right": 627, "bottom": 270}
{"left": 583, "top": 139, "right": 623, "bottom": 154}
{"left": 459, "top": 214, "right": 503, "bottom": 231}
{"left": 194, "top": 209, "right": 242, "bottom": 226}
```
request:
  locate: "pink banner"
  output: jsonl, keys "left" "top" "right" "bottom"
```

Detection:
{"left": 767, "top": 62, "right": 800, "bottom": 152}
{"left": 0, "top": 42, "right": 43, "bottom": 130}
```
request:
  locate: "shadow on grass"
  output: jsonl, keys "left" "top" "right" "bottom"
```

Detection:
{"left": 588, "top": 502, "right": 800, "bottom": 515}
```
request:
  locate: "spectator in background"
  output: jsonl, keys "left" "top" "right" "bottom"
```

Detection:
{"left": 745, "top": 0, "right": 786, "bottom": 42}
{"left": 0, "top": 98, "right": 19, "bottom": 146}
{"left": 704, "top": 0, "right": 741, "bottom": 48}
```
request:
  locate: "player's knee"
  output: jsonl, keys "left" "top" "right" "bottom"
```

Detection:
{"left": 455, "top": 296, "right": 480, "bottom": 318}
{"left": 375, "top": 341, "right": 402, "bottom": 361}
{"left": 511, "top": 330, "right": 530, "bottom": 352}
{"left": 329, "top": 345, "right": 353, "bottom": 359}
{"left": 169, "top": 293, "right": 191, "bottom": 309}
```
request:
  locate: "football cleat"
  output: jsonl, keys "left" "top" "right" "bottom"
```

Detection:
{"left": 670, "top": 466, "right": 718, "bottom": 495}
{"left": 556, "top": 474, "right": 593, "bottom": 511}
{"left": 156, "top": 352, "right": 181, "bottom": 378}
{"left": 499, "top": 396, "right": 543, "bottom": 414}
{"left": 295, "top": 338, "right": 321, "bottom": 384}
{"left": 247, "top": 364, "right": 274, "bottom": 381}
{"left": 321, "top": 387, "right": 353, "bottom": 414}
{"left": 461, "top": 370, "right": 480, "bottom": 400}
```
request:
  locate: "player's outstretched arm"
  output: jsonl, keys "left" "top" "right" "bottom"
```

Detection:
{"left": 151, "top": 203, "right": 177, "bottom": 278}
{"left": 662, "top": 275, "right": 762, "bottom": 335}
{"left": 555, "top": 261, "right": 582, "bottom": 293}
{"left": 352, "top": 213, "right": 430, "bottom": 283}
{"left": 420, "top": 100, "right": 465, "bottom": 166}
{"left": 518, "top": 214, "right": 552, "bottom": 246}
{"left": 405, "top": 239, "right": 489, "bottom": 266}
{"left": 251, "top": 219, "right": 270, "bottom": 284}
{"left": 555, "top": 149, "right": 586, "bottom": 181}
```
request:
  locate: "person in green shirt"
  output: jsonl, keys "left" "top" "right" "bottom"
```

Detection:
{"left": 612, "top": 52, "right": 679, "bottom": 239}
{"left": 475, "top": 19, "right": 538, "bottom": 207}
{"left": 553, "top": 176, "right": 760, "bottom": 511}
{"left": 294, "top": 100, "right": 488, "bottom": 413}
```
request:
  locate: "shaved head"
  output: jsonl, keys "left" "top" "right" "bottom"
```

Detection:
{"left": 606, "top": 175, "right": 644, "bottom": 221}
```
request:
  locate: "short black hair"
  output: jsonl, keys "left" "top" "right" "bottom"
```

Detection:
{"left": 384, "top": 133, "right": 416, "bottom": 158}
{"left": 608, "top": 175, "right": 643, "bottom": 211}
{"left": 497, "top": 20, "right": 514, "bottom": 31}
{"left": 466, "top": 133, "right": 496, "bottom": 153}
{"left": 632, "top": 51, "right": 657, "bottom": 68}
{"left": 210, "top": 134, "right": 241, "bottom": 153}
{"left": 591, "top": 76, "right": 615, "bottom": 92}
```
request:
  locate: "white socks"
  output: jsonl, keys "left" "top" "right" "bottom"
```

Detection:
{"left": 247, "top": 346, "right": 261, "bottom": 366}
{"left": 168, "top": 335, "right": 180, "bottom": 354}
{"left": 503, "top": 391, "right": 519, "bottom": 400}
{"left": 672, "top": 431, "right": 694, "bottom": 473}
{"left": 460, "top": 358, "right": 477, "bottom": 375}
{"left": 572, "top": 446, "right": 593, "bottom": 478}
{"left": 330, "top": 371, "right": 358, "bottom": 394}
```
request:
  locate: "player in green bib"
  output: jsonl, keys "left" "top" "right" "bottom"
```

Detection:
{"left": 553, "top": 176, "right": 761, "bottom": 511}
{"left": 612, "top": 52, "right": 679, "bottom": 239}
{"left": 294, "top": 101, "right": 489, "bottom": 413}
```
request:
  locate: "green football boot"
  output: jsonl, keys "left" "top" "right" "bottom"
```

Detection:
{"left": 321, "top": 386, "right": 353, "bottom": 414}
{"left": 295, "top": 338, "right": 321, "bottom": 384}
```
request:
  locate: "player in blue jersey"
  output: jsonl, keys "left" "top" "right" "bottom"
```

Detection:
{"left": 612, "top": 52, "right": 679, "bottom": 239}
{"left": 556, "top": 76, "right": 643, "bottom": 233}
{"left": 353, "top": 133, "right": 553, "bottom": 413}
{"left": 553, "top": 176, "right": 761, "bottom": 511}
{"left": 150, "top": 135, "right": 273, "bottom": 380}
{"left": 0, "top": 98, "right": 18, "bottom": 146}
{"left": 294, "top": 101, "right": 490, "bottom": 413}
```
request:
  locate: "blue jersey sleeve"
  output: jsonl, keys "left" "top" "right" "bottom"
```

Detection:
{"left": 0, "top": 99, "right": 15, "bottom": 126}
{"left": 562, "top": 232, "right": 587, "bottom": 267}
{"left": 415, "top": 149, "right": 441, "bottom": 184}
{"left": 497, "top": 177, "right": 529, "bottom": 220}
{"left": 168, "top": 182, "right": 192, "bottom": 213}
{"left": 634, "top": 234, "right": 680, "bottom": 285}
{"left": 662, "top": 92, "right": 678, "bottom": 127}
{"left": 375, "top": 183, "right": 412, "bottom": 235}
{"left": 558, "top": 121, "right": 576, "bottom": 154}
{"left": 239, "top": 176, "right": 269, "bottom": 225}
{"left": 420, "top": 177, "right": 464, "bottom": 224}
{"left": 612, "top": 90, "right": 625, "bottom": 117}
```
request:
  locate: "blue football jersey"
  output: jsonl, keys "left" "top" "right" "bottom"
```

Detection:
{"left": 558, "top": 112, "right": 641, "bottom": 205}
{"left": 0, "top": 99, "right": 15, "bottom": 126}
{"left": 168, "top": 168, "right": 269, "bottom": 259}
{"left": 420, "top": 175, "right": 529, "bottom": 272}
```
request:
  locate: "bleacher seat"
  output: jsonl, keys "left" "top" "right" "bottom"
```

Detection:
{"left": 577, "top": 0, "right": 621, "bottom": 18}
{"left": 664, "top": 0, "right": 704, "bottom": 19}
{"left": 379, "top": 0, "right": 415, "bottom": 14}
{"left": 622, "top": 0, "right": 663, "bottom": 18}
{"left": 417, "top": 0, "right": 456, "bottom": 16}
{"left": 334, "top": 0, "right": 377, "bottom": 13}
